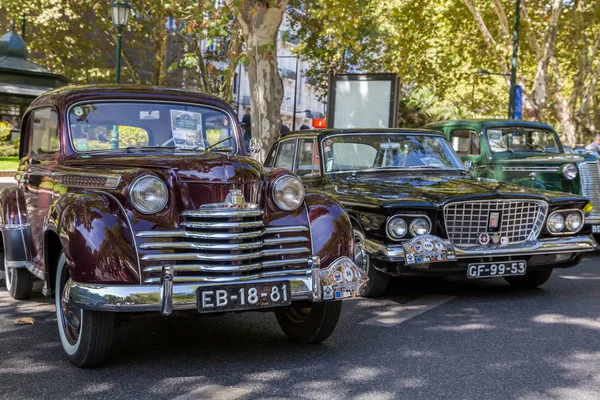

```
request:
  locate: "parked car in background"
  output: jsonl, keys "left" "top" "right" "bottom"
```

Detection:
{"left": 425, "top": 120, "right": 600, "bottom": 236}
{"left": 0, "top": 85, "right": 367, "bottom": 367}
{"left": 266, "top": 128, "right": 597, "bottom": 297}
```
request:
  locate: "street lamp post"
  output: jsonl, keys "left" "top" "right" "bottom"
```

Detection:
{"left": 508, "top": 0, "right": 521, "bottom": 119}
{"left": 110, "top": 1, "right": 131, "bottom": 84}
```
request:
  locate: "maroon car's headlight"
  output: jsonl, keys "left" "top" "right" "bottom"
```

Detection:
{"left": 130, "top": 175, "right": 168, "bottom": 214}
{"left": 272, "top": 175, "right": 305, "bottom": 211}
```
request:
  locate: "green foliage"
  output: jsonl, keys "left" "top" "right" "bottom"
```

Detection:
{"left": 0, "top": 121, "right": 12, "bottom": 142}
{"left": 399, "top": 86, "right": 467, "bottom": 127}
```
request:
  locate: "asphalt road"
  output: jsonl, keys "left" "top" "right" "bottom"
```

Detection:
{"left": 2, "top": 255, "right": 600, "bottom": 400}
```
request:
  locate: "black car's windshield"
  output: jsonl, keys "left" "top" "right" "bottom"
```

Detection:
{"left": 486, "top": 127, "right": 561, "bottom": 154}
{"left": 68, "top": 102, "right": 237, "bottom": 153}
{"left": 321, "top": 133, "right": 464, "bottom": 173}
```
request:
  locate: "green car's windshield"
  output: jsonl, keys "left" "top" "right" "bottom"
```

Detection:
{"left": 68, "top": 102, "right": 237, "bottom": 153}
{"left": 322, "top": 133, "right": 464, "bottom": 173}
{"left": 486, "top": 127, "right": 561, "bottom": 154}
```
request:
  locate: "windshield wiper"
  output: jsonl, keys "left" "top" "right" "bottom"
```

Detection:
{"left": 489, "top": 139, "right": 514, "bottom": 153}
{"left": 125, "top": 146, "right": 177, "bottom": 153}
{"left": 203, "top": 136, "right": 235, "bottom": 152}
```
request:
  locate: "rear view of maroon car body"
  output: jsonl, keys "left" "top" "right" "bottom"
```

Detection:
{"left": 0, "top": 85, "right": 366, "bottom": 367}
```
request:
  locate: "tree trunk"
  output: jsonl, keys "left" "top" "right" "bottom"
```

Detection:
{"left": 222, "top": 23, "right": 244, "bottom": 104}
{"left": 151, "top": 7, "right": 168, "bottom": 86}
{"left": 228, "top": 0, "right": 289, "bottom": 158}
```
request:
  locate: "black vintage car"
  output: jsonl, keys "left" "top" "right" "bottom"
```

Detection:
{"left": 265, "top": 129, "right": 597, "bottom": 296}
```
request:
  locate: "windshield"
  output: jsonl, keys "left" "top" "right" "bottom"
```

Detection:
{"left": 68, "top": 102, "right": 237, "bottom": 153}
{"left": 321, "top": 133, "right": 464, "bottom": 173}
{"left": 486, "top": 127, "right": 561, "bottom": 154}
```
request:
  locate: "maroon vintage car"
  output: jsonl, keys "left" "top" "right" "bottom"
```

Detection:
{"left": 0, "top": 85, "right": 367, "bottom": 368}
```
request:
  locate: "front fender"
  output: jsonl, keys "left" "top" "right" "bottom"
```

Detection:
{"left": 48, "top": 191, "right": 140, "bottom": 284}
{"left": 304, "top": 191, "right": 353, "bottom": 268}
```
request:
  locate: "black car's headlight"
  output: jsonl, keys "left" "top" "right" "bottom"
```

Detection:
{"left": 386, "top": 216, "right": 407, "bottom": 239}
{"left": 561, "top": 164, "right": 577, "bottom": 180}
{"left": 130, "top": 175, "right": 168, "bottom": 214}
{"left": 547, "top": 209, "right": 584, "bottom": 234}
{"left": 272, "top": 175, "right": 305, "bottom": 211}
{"left": 409, "top": 217, "right": 431, "bottom": 236}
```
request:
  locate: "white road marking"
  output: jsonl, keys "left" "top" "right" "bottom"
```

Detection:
{"left": 360, "top": 295, "right": 455, "bottom": 327}
{"left": 171, "top": 385, "right": 249, "bottom": 400}
{"left": 560, "top": 275, "right": 600, "bottom": 280}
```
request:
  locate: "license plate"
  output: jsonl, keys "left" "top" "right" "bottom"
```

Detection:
{"left": 197, "top": 282, "right": 291, "bottom": 312}
{"left": 592, "top": 225, "right": 600, "bottom": 234}
{"left": 467, "top": 261, "right": 527, "bottom": 279}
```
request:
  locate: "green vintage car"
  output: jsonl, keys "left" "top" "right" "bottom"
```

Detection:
{"left": 426, "top": 119, "right": 600, "bottom": 234}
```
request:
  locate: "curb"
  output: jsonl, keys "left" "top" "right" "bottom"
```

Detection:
{"left": 0, "top": 170, "right": 16, "bottom": 178}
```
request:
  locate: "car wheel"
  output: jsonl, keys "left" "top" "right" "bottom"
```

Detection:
{"left": 4, "top": 253, "right": 34, "bottom": 300}
{"left": 275, "top": 301, "right": 342, "bottom": 344}
{"left": 55, "top": 252, "right": 115, "bottom": 368}
{"left": 353, "top": 228, "right": 390, "bottom": 297}
{"left": 504, "top": 269, "right": 553, "bottom": 289}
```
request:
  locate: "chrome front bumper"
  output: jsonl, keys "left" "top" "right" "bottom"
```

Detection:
{"left": 65, "top": 256, "right": 367, "bottom": 315}
{"left": 363, "top": 235, "right": 598, "bottom": 263}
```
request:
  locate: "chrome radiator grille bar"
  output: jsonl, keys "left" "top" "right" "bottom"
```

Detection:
{"left": 137, "top": 208, "right": 311, "bottom": 283}
{"left": 443, "top": 200, "right": 548, "bottom": 247}
{"left": 579, "top": 162, "right": 600, "bottom": 217}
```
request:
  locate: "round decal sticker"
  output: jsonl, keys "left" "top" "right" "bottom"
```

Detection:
{"left": 73, "top": 107, "right": 84, "bottom": 117}
{"left": 423, "top": 241, "right": 434, "bottom": 252}
{"left": 478, "top": 233, "right": 490, "bottom": 245}
{"left": 334, "top": 271, "right": 343, "bottom": 282}
{"left": 344, "top": 266, "right": 354, "bottom": 282}
{"left": 414, "top": 244, "right": 423, "bottom": 252}
{"left": 435, "top": 241, "right": 444, "bottom": 250}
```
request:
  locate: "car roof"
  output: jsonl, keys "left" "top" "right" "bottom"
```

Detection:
{"left": 277, "top": 127, "right": 446, "bottom": 141}
{"left": 29, "top": 84, "right": 229, "bottom": 109}
{"left": 425, "top": 119, "right": 555, "bottom": 131}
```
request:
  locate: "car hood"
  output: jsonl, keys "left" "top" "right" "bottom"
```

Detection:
{"left": 330, "top": 172, "right": 584, "bottom": 208}
{"left": 492, "top": 153, "right": 585, "bottom": 165}
{"left": 67, "top": 152, "right": 263, "bottom": 184}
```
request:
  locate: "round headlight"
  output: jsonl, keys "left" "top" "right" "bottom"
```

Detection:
{"left": 562, "top": 164, "right": 577, "bottom": 180}
{"left": 130, "top": 176, "right": 168, "bottom": 214}
{"left": 409, "top": 217, "right": 431, "bottom": 236}
{"left": 272, "top": 175, "right": 305, "bottom": 211}
{"left": 387, "top": 217, "right": 407, "bottom": 239}
{"left": 565, "top": 212, "right": 583, "bottom": 232}
{"left": 547, "top": 212, "right": 565, "bottom": 233}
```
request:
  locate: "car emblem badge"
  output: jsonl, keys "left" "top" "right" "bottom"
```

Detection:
{"left": 199, "top": 189, "right": 259, "bottom": 210}
{"left": 489, "top": 211, "right": 500, "bottom": 229}
{"left": 491, "top": 234, "right": 501, "bottom": 245}
{"left": 501, "top": 237, "right": 509, "bottom": 245}
{"left": 478, "top": 233, "right": 490, "bottom": 245}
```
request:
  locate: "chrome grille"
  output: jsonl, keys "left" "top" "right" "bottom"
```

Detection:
{"left": 579, "top": 162, "right": 600, "bottom": 217}
{"left": 443, "top": 200, "right": 548, "bottom": 247}
{"left": 137, "top": 209, "right": 311, "bottom": 283}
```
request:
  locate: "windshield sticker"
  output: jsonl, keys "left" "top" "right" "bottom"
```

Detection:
{"left": 73, "top": 107, "right": 84, "bottom": 117}
{"left": 74, "top": 138, "right": 88, "bottom": 151}
{"left": 170, "top": 110, "right": 203, "bottom": 149}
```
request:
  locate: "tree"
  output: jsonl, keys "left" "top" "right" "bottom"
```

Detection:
{"left": 225, "top": 0, "right": 289, "bottom": 154}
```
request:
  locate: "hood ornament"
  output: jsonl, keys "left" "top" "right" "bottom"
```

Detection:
{"left": 200, "top": 189, "right": 258, "bottom": 210}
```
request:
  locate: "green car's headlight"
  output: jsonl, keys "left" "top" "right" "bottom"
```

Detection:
{"left": 561, "top": 164, "right": 577, "bottom": 180}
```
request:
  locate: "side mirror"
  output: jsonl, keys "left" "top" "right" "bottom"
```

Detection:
{"left": 463, "top": 160, "right": 474, "bottom": 172}
{"left": 249, "top": 137, "right": 261, "bottom": 154}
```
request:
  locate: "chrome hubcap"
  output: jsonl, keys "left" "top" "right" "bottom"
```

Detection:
{"left": 60, "top": 278, "right": 81, "bottom": 345}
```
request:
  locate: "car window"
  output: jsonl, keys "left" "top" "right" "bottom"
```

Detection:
{"left": 68, "top": 102, "right": 237, "bottom": 153}
{"left": 486, "top": 127, "right": 560, "bottom": 153}
{"left": 449, "top": 129, "right": 480, "bottom": 156}
{"left": 264, "top": 143, "right": 278, "bottom": 167}
{"left": 296, "top": 138, "right": 321, "bottom": 177}
{"left": 274, "top": 140, "right": 297, "bottom": 171}
{"left": 323, "top": 141, "right": 377, "bottom": 172}
{"left": 29, "top": 108, "right": 59, "bottom": 157}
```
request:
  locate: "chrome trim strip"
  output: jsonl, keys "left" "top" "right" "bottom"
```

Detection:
{"left": 160, "top": 265, "right": 174, "bottom": 316}
{"left": 180, "top": 220, "right": 264, "bottom": 229}
{"left": 136, "top": 226, "right": 310, "bottom": 240}
{"left": 140, "top": 246, "right": 311, "bottom": 262}
{"left": 265, "top": 226, "right": 309, "bottom": 234}
{"left": 145, "top": 268, "right": 311, "bottom": 284}
{"left": 57, "top": 173, "right": 121, "bottom": 189}
{"left": 501, "top": 167, "right": 560, "bottom": 172}
{"left": 0, "top": 223, "right": 31, "bottom": 230}
{"left": 101, "top": 191, "right": 143, "bottom": 284}
{"left": 14, "top": 188, "right": 28, "bottom": 266}
{"left": 181, "top": 209, "right": 264, "bottom": 218}
{"left": 143, "top": 257, "right": 310, "bottom": 274}
{"left": 138, "top": 236, "right": 309, "bottom": 251}
{"left": 363, "top": 235, "right": 597, "bottom": 263}
{"left": 585, "top": 215, "right": 600, "bottom": 224}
